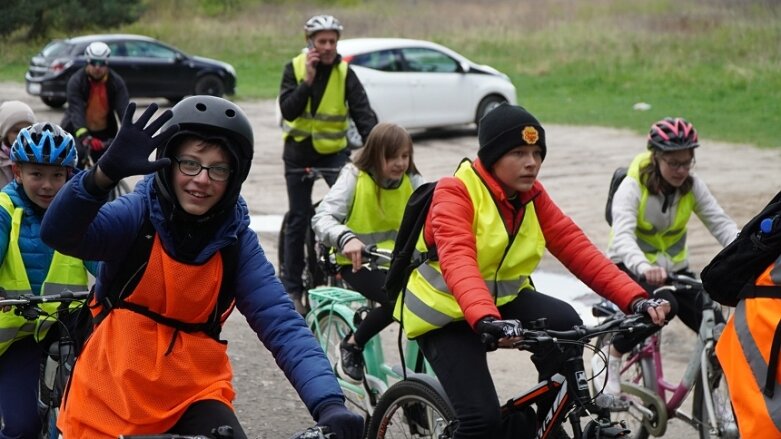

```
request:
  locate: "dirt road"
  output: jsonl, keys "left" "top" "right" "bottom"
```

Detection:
{"left": 6, "top": 84, "right": 780, "bottom": 437}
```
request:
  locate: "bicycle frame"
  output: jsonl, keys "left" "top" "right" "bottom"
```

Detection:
{"left": 306, "top": 285, "right": 430, "bottom": 414}
{"left": 619, "top": 290, "right": 731, "bottom": 436}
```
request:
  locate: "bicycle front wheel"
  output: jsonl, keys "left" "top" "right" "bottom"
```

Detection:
{"left": 692, "top": 355, "right": 738, "bottom": 438}
{"left": 594, "top": 335, "right": 657, "bottom": 439}
{"left": 367, "top": 380, "right": 456, "bottom": 439}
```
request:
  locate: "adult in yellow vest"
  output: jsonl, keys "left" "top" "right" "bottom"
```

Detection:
{"left": 594, "top": 117, "right": 738, "bottom": 396}
{"left": 279, "top": 15, "right": 378, "bottom": 313}
{"left": 717, "top": 256, "right": 781, "bottom": 438}
{"left": 394, "top": 104, "right": 670, "bottom": 438}
{"left": 312, "top": 123, "right": 424, "bottom": 383}
{"left": 0, "top": 123, "right": 96, "bottom": 439}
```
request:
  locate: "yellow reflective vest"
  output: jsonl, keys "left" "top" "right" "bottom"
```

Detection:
{"left": 624, "top": 151, "right": 695, "bottom": 266}
{"left": 334, "top": 171, "right": 414, "bottom": 266}
{"left": 282, "top": 53, "right": 349, "bottom": 154}
{"left": 395, "top": 160, "right": 545, "bottom": 338}
{"left": 717, "top": 257, "right": 781, "bottom": 437}
{"left": 0, "top": 192, "right": 88, "bottom": 356}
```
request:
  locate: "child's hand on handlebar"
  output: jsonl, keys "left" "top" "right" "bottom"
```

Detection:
{"left": 641, "top": 266, "right": 668, "bottom": 286}
{"left": 341, "top": 237, "right": 365, "bottom": 272}
{"left": 476, "top": 317, "right": 523, "bottom": 351}
{"left": 631, "top": 297, "right": 671, "bottom": 326}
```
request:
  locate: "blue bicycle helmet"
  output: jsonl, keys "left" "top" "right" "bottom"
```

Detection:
{"left": 11, "top": 123, "right": 78, "bottom": 169}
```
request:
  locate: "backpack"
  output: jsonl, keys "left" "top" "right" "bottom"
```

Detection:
{"left": 383, "top": 181, "right": 438, "bottom": 301}
{"left": 605, "top": 166, "right": 628, "bottom": 226}
{"left": 72, "top": 217, "right": 239, "bottom": 355}
{"left": 701, "top": 189, "right": 781, "bottom": 307}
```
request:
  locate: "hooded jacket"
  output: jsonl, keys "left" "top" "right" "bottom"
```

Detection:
{"left": 40, "top": 173, "right": 344, "bottom": 425}
{"left": 423, "top": 159, "right": 647, "bottom": 329}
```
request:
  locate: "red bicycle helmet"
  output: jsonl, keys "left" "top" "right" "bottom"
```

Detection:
{"left": 647, "top": 117, "right": 699, "bottom": 151}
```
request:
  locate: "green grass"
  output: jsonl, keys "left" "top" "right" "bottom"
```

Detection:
{"left": 1, "top": 0, "right": 779, "bottom": 147}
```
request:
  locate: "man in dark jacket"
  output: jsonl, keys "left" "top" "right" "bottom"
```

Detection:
{"left": 61, "top": 41, "right": 129, "bottom": 168}
{"left": 278, "top": 14, "right": 377, "bottom": 313}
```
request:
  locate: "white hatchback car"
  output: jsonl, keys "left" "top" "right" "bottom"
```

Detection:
{"left": 277, "top": 38, "right": 517, "bottom": 144}
{"left": 340, "top": 38, "right": 517, "bottom": 130}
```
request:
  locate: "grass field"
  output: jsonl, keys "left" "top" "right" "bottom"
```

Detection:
{"left": 1, "top": 0, "right": 779, "bottom": 147}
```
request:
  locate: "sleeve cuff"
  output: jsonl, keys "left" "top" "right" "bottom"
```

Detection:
{"left": 82, "top": 168, "right": 113, "bottom": 197}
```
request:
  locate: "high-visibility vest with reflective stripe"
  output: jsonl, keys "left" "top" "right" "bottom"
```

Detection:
{"left": 395, "top": 160, "right": 545, "bottom": 338}
{"left": 0, "top": 193, "right": 88, "bottom": 356}
{"left": 716, "top": 257, "right": 781, "bottom": 437}
{"left": 282, "top": 53, "right": 349, "bottom": 154}
{"left": 625, "top": 151, "right": 694, "bottom": 265}
{"left": 334, "top": 171, "right": 413, "bottom": 266}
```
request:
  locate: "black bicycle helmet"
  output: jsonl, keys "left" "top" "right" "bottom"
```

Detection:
{"left": 155, "top": 96, "right": 254, "bottom": 220}
{"left": 11, "top": 122, "right": 78, "bottom": 169}
{"left": 647, "top": 117, "right": 699, "bottom": 152}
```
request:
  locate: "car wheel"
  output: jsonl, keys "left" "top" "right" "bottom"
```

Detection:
{"left": 41, "top": 96, "right": 66, "bottom": 108}
{"left": 194, "top": 74, "right": 225, "bottom": 97}
{"left": 475, "top": 94, "right": 507, "bottom": 125}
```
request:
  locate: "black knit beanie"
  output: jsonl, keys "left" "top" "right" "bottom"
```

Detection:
{"left": 477, "top": 103, "right": 546, "bottom": 168}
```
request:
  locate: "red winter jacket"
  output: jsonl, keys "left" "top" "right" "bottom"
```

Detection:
{"left": 424, "top": 159, "right": 647, "bottom": 329}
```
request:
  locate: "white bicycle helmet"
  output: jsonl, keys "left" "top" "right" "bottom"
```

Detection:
{"left": 85, "top": 41, "right": 111, "bottom": 61}
{"left": 304, "top": 15, "right": 343, "bottom": 38}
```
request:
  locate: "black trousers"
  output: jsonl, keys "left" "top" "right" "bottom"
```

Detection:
{"left": 340, "top": 267, "right": 394, "bottom": 347}
{"left": 169, "top": 399, "right": 247, "bottom": 438}
{"left": 280, "top": 151, "right": 348, "bottom": 297}
{"left": 416, "top": 289, "right": 582, "bottom": 438}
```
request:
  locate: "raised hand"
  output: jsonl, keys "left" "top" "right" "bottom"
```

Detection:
{"left": 96, "top": 102, "right": 180, "bottom": 183}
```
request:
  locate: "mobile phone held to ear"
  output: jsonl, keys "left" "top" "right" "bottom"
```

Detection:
{"left": 307, "top": 39, "right": 318, "bottom": 66}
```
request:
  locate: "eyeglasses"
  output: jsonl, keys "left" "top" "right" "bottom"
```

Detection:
{"left": 660, "top": 157, "right": 695, "bottom": 171}
{"left": 88, "top": 60, "right": 107, "bottom": 67}
{"left": 174, "top": 157, "right": 232, "bottom": 182}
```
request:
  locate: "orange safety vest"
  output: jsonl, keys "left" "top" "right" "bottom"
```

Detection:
{"left": 716, "top": 256, "right": 781, "bottom": 438}
{"left": 57, "top": 236, "right": 236, "bottom": 438}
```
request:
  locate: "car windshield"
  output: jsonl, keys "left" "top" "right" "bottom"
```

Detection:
{"left": 41, "top": 41, "right": 71, "bottom": 59}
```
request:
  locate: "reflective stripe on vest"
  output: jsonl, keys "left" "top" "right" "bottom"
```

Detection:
{"left": 0, "top": 193, "right": 88, "bottom": 356}
{"left": 395, "top": 160, "right": 545, "bottom": 338}
{"left": 716, "top": 257, "right": 781, "bottom": 437}
{"left": 334, "top": 171, "right": 413, "bottom": 266}
{"left": 625, "top": 151, "right": 694, "bottom": 265}
{"left": 282, "top": 53, "right": 349, "bottom": 154}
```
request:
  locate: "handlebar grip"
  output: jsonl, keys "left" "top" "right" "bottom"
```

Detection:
{"left": 480, "top": 332, "right": 499, "bottom": 352}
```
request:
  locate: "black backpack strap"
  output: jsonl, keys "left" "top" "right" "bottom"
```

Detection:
{"left": 93, "top": 216, "right": 156, "bottom": 326}
{"left": 206, "top": 239, "right": 240, "bottom": 340}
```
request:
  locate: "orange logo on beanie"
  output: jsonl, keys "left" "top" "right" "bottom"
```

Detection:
{"left": 522, "top": 126, "right": 539, "bottom": 145}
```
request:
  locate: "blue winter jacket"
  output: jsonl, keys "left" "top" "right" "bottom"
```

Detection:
{"left": 0, "top": 181, "right": 98, "bottom": 294}
{"left": 40, "top": 173, "right": 345, "bottom": 421}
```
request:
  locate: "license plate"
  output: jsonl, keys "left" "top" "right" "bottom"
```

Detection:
{"left": 27, "top": 82, "right": 41, "bottom": 95}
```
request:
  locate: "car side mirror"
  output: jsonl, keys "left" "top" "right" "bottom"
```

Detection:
{"left": 174, "top": 53, "right": 186, "bottom": 63}
{"left": 459, "top": 61, "right": 470, "bottom": 73}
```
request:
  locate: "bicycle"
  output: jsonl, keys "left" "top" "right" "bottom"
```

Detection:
{"left": 277, "top": 166, "right": 343, "bottom": 314}
{"left": 590, "top": 273, "right": 739, "bottom": 438}
{"left": 0, "top": 289, "right": 89, "bottom": 439}
{"left": 366, "top": 312, "right": 658, "bottom": 438}
{"left": 307, "top": 245, "right": 440, "bottom": 431}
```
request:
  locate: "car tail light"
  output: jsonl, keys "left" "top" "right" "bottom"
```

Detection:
{"left": 342, "top": 55, "right": 354, "bottom": 63}
{"left": 49, "top": 58, "right": 73, "bottom": 74}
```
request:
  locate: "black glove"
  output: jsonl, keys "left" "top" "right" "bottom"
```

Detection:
{"left": 631, "top": 297, "right": 669, "bottom": 314}
{"left": 475, "top": 317, "right": 522, "bottom": 352}
{"left": 97, "top": 102, "right": 179, "bottom": 183}
{"left": 316, "top": 403, "right": 364, "bottom": 439}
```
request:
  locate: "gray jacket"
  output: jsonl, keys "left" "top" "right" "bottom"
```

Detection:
{"left": 312, "top": 163, "right": 425, "bottom": 250}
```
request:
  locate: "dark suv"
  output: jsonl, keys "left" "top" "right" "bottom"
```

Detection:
{"left": 25, "top": 34, "right": 237, "bottom": 108}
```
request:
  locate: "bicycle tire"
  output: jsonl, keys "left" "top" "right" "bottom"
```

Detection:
{"left": 367, "top": 379, "right": 456, "bottom": 439}
{"left": 593, "top": 335, "right": 656, "bottom": 439}
{"left": 692, "top": 355, "right": 738, "bottom": 438}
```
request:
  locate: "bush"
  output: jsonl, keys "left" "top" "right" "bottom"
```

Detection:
{"left": 0, "top": 0, "right": 144, "bottom": 39}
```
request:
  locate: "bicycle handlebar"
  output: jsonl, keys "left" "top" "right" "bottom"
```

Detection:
{"left": 0, "top": 290, "right": 90, "bottom": 307}
{"left": 481, "top": 313, "right": 656, "bottom": 351}
{"left": 287, "top": 167, "right": 342, "bottom": 182}
{"left": 287, "top": 426, "right": 334, "bottom": 439}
